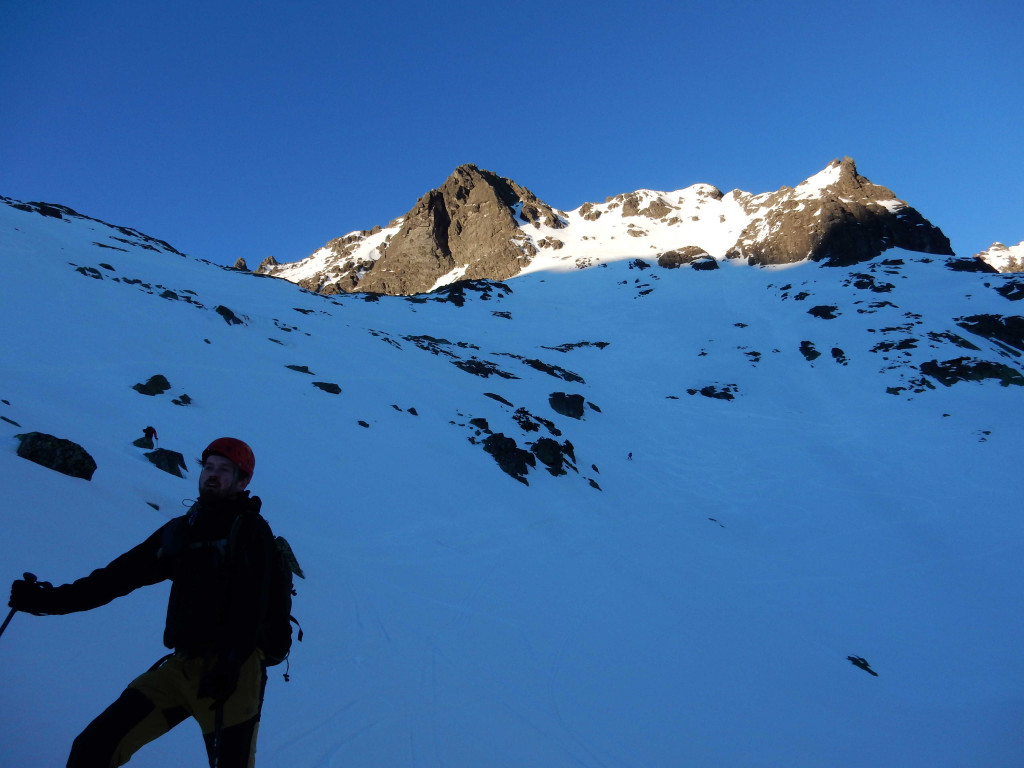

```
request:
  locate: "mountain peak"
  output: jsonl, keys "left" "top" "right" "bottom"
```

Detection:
{"left": 261, "top": 160, "right": 954, "bottom": 295}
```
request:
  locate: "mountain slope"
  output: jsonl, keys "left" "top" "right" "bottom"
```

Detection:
{"left": 260, "top": 158, "right": 957, "bottom": 296}
{"left": 2, "top": 197, "right": 1023, "bottom": 767}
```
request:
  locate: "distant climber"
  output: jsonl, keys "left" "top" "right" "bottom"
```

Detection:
{"left": 134, "top": 426, "right": 159, "bottom": 450}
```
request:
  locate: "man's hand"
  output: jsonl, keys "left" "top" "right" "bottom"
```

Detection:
{"left": 9, "top": 574, "right": 55, "bottom": 616}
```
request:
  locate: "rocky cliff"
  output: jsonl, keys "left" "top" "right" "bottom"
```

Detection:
{"left": 725, "top": 157, "right": 953, "bottom": 267}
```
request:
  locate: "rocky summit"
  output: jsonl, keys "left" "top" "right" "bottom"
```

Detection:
{"left": 976, "top": 240, "right": 1024, "bottom": 272}
{"left": 260, "top": 157, "right": 959, "bottom": 296}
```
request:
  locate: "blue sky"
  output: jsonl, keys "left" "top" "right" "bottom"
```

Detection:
{"left": 2, "top": 0, "right": 1021, "bottom": 267}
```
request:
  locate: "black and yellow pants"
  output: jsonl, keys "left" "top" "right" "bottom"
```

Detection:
{"left": 67, "top": 650, "right": 267, "bottom": 768}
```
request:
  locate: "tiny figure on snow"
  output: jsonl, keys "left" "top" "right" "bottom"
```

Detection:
{"left": 133, "top": 426, "right": 159, "bottom": 450}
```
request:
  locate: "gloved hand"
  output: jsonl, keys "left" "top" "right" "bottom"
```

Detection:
{"left": 9, "top": 573, "right": 55, "bottom": 616}
{"left": 197, "top": 654, "right": 241, "bottom": 706}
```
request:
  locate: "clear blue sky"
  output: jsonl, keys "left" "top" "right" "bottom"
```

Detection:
{"left": 2, "top": 0, "right": 1021, "bottom": 266}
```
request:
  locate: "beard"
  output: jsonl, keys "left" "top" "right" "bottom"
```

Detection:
{"left": 199, "top": 482, "right": 234, "bottom": 500}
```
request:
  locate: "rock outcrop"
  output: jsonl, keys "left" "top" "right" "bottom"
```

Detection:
{"left": 726, "top": 157, "right": 953, "bottom": 267}
{"left": 976, "top": 240, "right": 1024, "bottom": 273}
{"left": 15, "top": 432, "right": 97, "bottom": 480}
{"left": 355, "top": 165, "right": 565, "bottom": 296}
{"left": 263, "top": 165, "right": 566, "bottom": 296}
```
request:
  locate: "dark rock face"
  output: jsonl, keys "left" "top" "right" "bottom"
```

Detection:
{"left": 920, "top": 357, "right": 1024, "bottom": 387}
{"left": 15, "top": 432, "right": 97, "bottom": 480}
{"left": 729, "top": 157, "right": 953, "bottom": 268}
{"left": 808, "top": 305, "right": 840, "bottom": 320}
{"left": 944, "top": 256, "right": 998, "bottom": 273}
{"left": 800, "top": 341, "right": 822, "bottom": 361}
{"left": 482, "top": 433, "right": 536, "bottom": 484}
{"left": 145, "top": 448, "right": 187, "bottom": 477}
{"left": 133, "top": 374, "right": 171, "bottom": 396}
{"left": 995, "top": 279, "right": 1024, "bottom": 301}
{"left": 956, "top": 315, "right": 1024, "bottom": 354}
{"left": 215, "top": 305, "right": 245, "bottom": 325}
{"left": 549, "top": 392, "right": 585, "bottom": 419}
{"left": 657, "top": 246, "right": 713, "bottom": 269}
{"left": 357, "top": 165, "right": 566, "bottom": 296}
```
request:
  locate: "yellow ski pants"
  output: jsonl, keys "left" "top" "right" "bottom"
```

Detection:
{"left": 66, "top": 650, "right": 267, "bottom": 768}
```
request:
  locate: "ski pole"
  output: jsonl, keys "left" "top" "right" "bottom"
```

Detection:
{"left": 212, "top": 702, "right": 224, "bottom": 768}
{"left": 0, "top": 608, "right": 16, "bottom": 639}
{"left": 0, "top": 573, "right": 36, "bottom": 640}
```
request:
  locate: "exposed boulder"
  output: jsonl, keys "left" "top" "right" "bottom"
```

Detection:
{"left": 658, "top": 246, "right": 713, "bottom": 269}
{"left": 15, "top": 432, "right": 97, "bottom": 480}
{"left": 686, "top": 384, "right": 739, "bottom": 400}
{"left": 133, "top": 374, "right": 171, "bottom": 396}
{"left": 215, "top": 305, "right": 245, "bottom": 325}
{"left": 549, "top": 392, "right": 585, "bottom": 419}
{"left": 531, "top": 437, "right": 576, "bottom": 476}
{"left": 482, "top": 433, "right": 535, "bottom": 485}
{"left": 145, "top": 448, "right": 187, "bottom": 477}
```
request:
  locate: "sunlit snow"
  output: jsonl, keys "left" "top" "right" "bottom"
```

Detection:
{"left": 2, "top": 199, "right": 1022, "bottom": 767}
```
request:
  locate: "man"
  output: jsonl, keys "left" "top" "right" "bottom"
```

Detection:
{"left": 9, "top": 437, "right": 276, "bottom": 768}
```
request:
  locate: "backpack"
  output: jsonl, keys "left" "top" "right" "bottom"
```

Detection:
{"left": 229, "top": 513, "right": 305, "bottom": 672}
{"left": 161, "top": 507, "right": 304, "bottom": 674}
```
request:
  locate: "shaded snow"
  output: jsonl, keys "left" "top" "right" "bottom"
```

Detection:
{"left": 2, "top": 199, "right": 1023, "bottom": 767}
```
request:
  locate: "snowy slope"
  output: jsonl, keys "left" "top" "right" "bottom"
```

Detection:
{"left": 2, "top": 198, "right": 1024, "bottom": 767}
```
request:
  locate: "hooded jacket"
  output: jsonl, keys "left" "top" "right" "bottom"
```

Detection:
{"left": 40, "top": 492, "right": 274, "bottom": 661}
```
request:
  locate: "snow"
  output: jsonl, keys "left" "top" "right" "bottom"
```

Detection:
{"left": 878, "top": 198, "right": 907, "bottom": 214}
{"left": 2, "top": 199, "right": 1023, "bottom": 767}
{"left": 795, "top": 161, "right": 844, "bottom": 196}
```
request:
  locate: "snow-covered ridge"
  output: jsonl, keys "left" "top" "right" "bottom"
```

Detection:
{"left": 259, "top": 157, "right": 955, "bottom": 296}
{"left": 977, "top": 240, "right": 1024, "bottom": 272}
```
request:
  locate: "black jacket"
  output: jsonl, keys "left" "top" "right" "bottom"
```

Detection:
{"left": 43, "top": 492, "right": 274, "bottom": 661}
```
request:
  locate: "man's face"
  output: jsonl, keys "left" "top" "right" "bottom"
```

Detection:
{"left": 199, "top": 454, "right": 249, "bottom": 498}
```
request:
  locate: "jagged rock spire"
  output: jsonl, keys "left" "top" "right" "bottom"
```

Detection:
{"left": 356, "top": 164, "right": 565, "bottom": 296}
